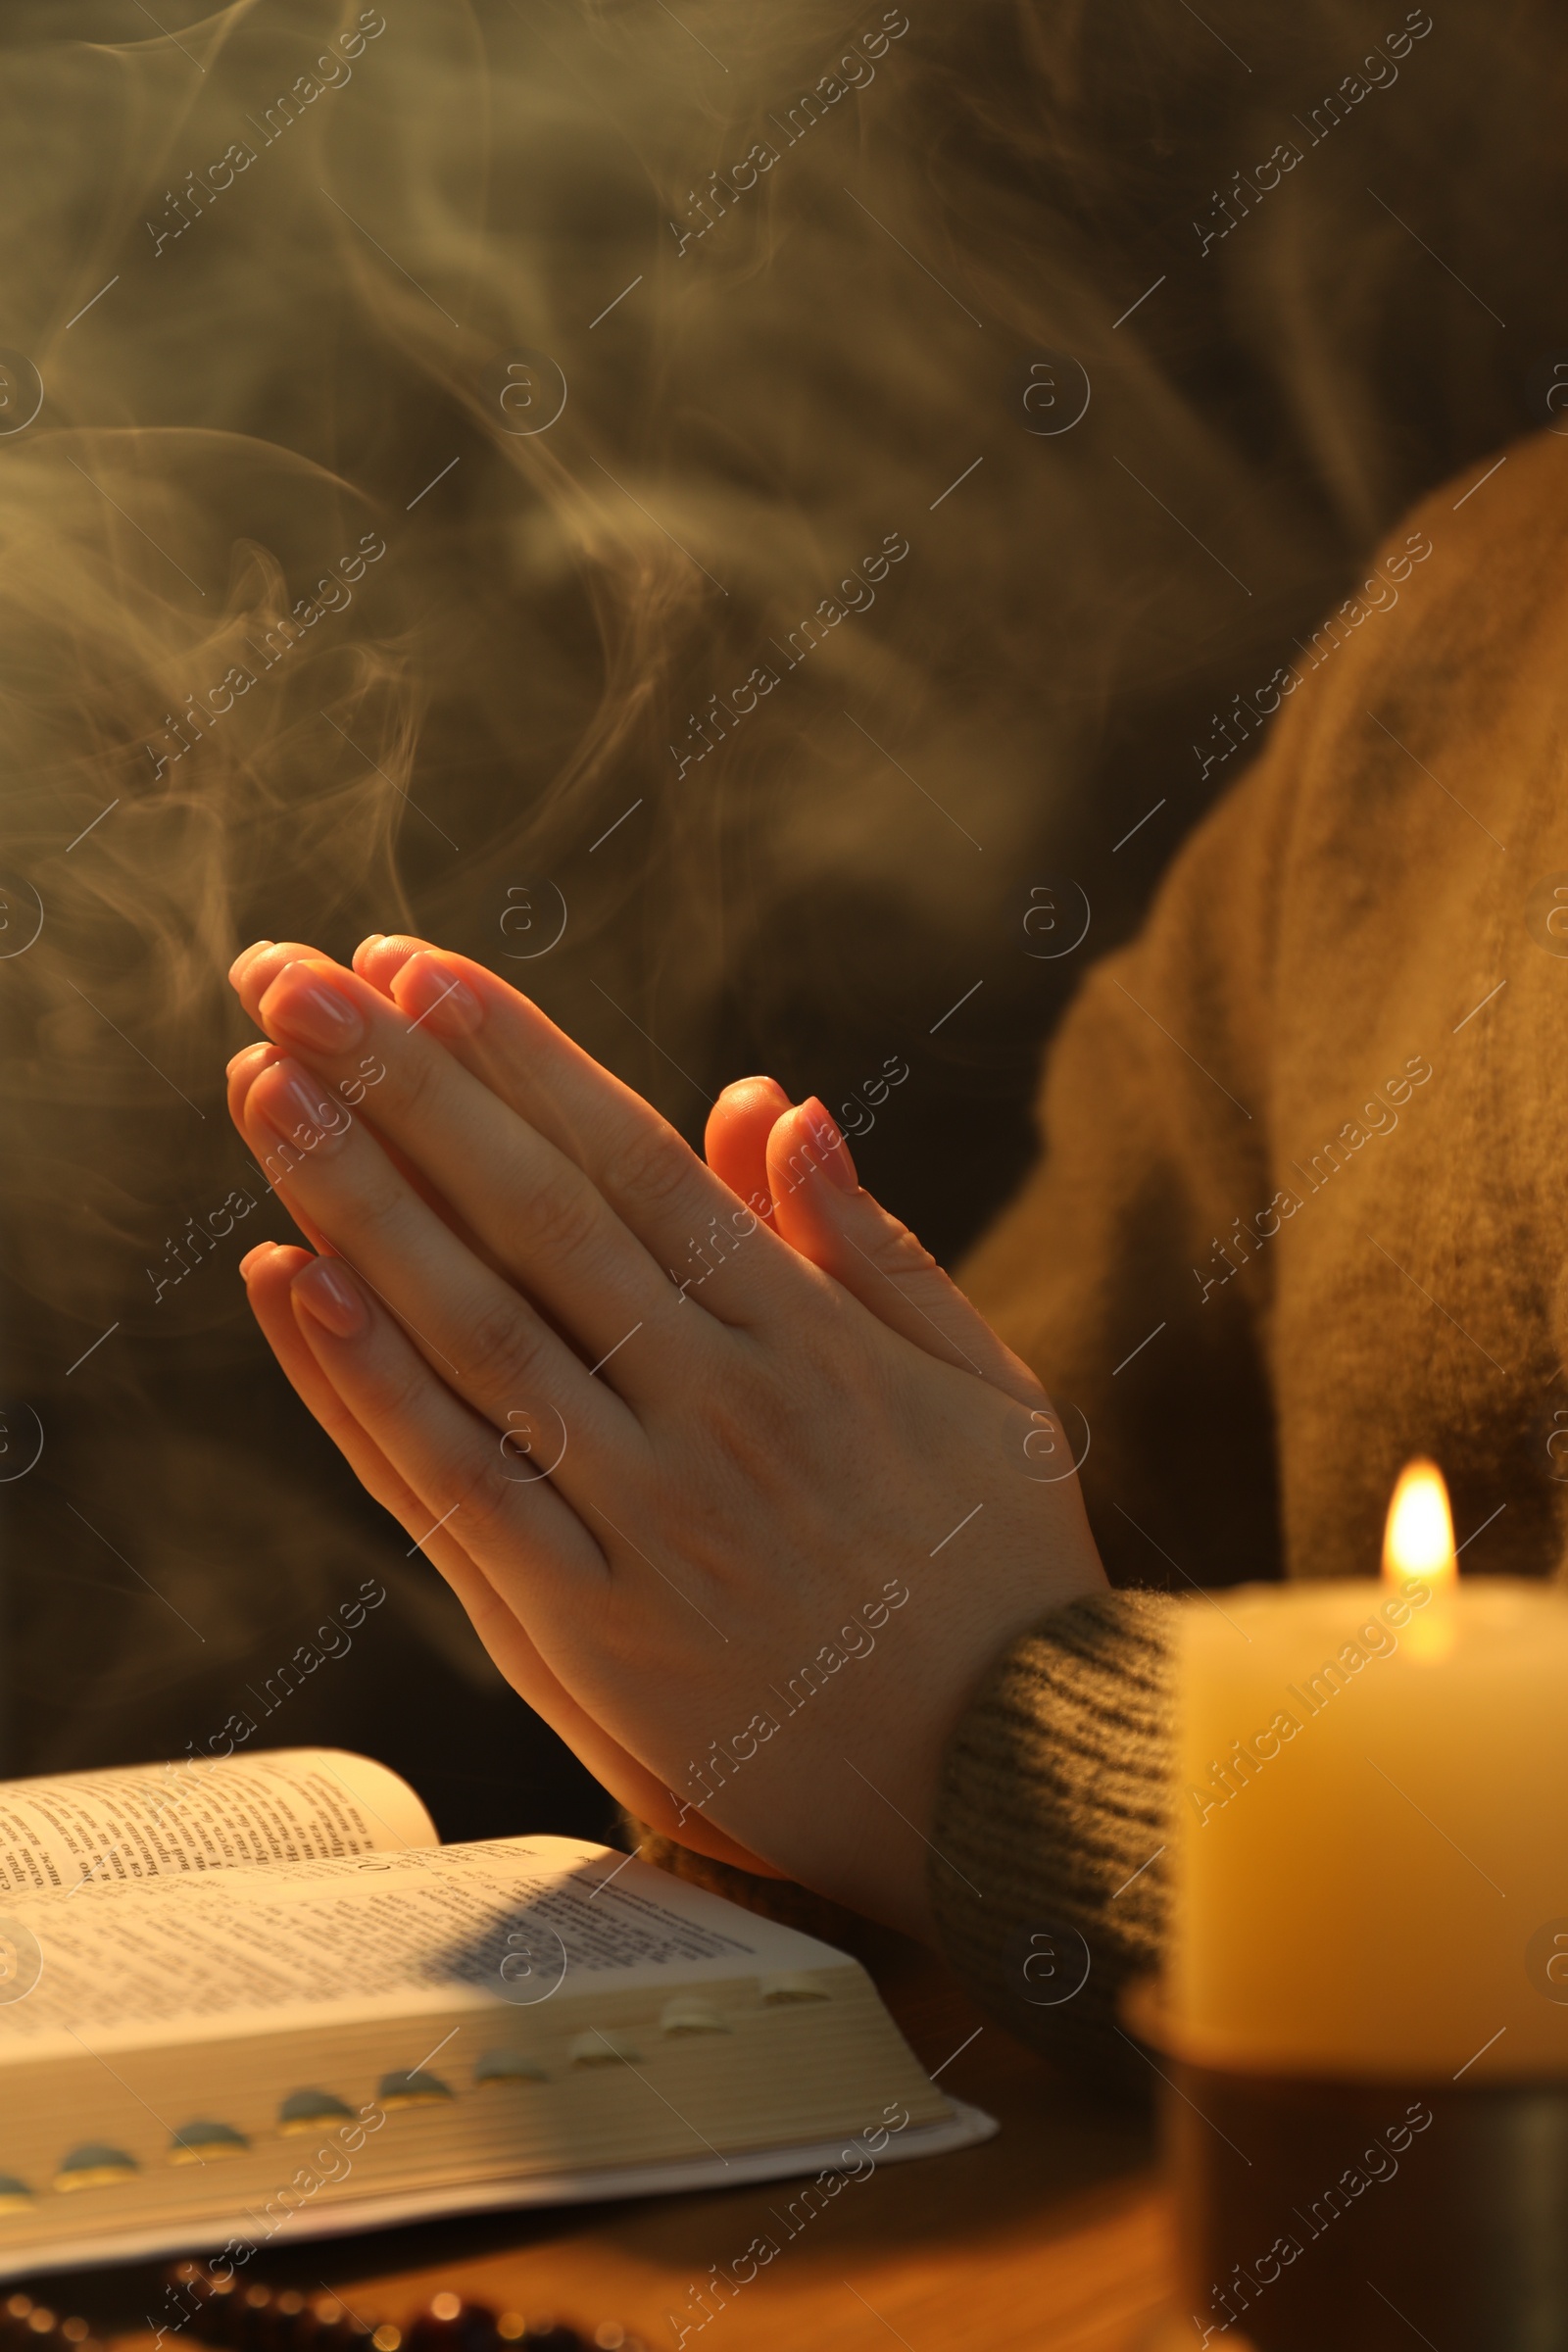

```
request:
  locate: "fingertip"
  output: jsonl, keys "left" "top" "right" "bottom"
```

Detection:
{"left": 240, "top": 1240, "right": 310, "bottom": 1283}
{"left": 226, "top": 1042, "right": 285, "bottom": 1131}
{"left": 389, "top": 949, "right": 484, "bottom": 1036}
{"left": 257, "top": 956, "right": 372, "bottom": 1054}
{"left": 795, "top": 1097, "right": 859, "bottom": 1196}
{"left": 228, "top": 941, "right": 325, "bottom": 1021}
{"left": 704, "top": 1075, "right": 791, "bottom": 1155}
{"left": 227, "top": 939, "right": 275, "bottom": 985}
{"left": 355, "top": 932, "right": 432, "bottom": 990}
{"left": 718, "top": 1075, "right": 792, "bottom": 1116}
{"left": 705, "top": 1078, "right": 793, "bottom": 1229}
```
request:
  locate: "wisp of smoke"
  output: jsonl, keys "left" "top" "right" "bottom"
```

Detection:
{"left": 0, "top": 0, "right": 1559, "bottom": 1803}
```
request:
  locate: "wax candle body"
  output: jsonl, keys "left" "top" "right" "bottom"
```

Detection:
{"left": 1171, "top": 1578, "right": 1568, "bottom": 2080}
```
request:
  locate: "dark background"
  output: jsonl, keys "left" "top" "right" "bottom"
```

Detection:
{"left": 3, "top": 0, "right": 1565, "bottom": 1838}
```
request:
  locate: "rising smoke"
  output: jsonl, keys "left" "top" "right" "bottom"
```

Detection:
{"left": 0, "top": 0, "right": 1559, "bottom": 1808}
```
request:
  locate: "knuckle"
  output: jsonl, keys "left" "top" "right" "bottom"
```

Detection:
{"left": 385, "top": 1037, "right": 445, "bottom": 1124}
{"left": 602, "top": 1120, "right": 699, "bottom": 1228}
{"left": 271, "top": 1088, "right": 349, "bottom": 1164}
{"left": 360, "top": 1334, "right": 435, "bottom": 1429}
{"left": 353, "top": 1158, "right": 416, "bottom": 1247}
{"left": 863, "top": 1214, "right": 939, "bottom": 1281}
{"left": 697, "top": 1340, "right": 778, "bottom": 1461}
{"left": 459, "top": 1292, "right": 555, "bottom": 1406}
{"left": 517, "top": 1167, "right": 608, "bottom": 1272}
{"left": 451, "top": 1451, "right": 519, "bottom": 1547}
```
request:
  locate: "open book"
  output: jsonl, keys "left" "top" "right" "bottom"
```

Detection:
{"left": 0, "top": 1747, "right": 993, "bottom": 2276}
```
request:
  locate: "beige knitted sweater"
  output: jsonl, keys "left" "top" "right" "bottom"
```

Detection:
{"left": 664, "top": 432, "right": 1568, "bottom": 2086}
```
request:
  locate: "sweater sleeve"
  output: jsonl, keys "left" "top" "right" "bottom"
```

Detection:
{"left": 929, "top": 1590, "right": 1179, "bottom": 2091}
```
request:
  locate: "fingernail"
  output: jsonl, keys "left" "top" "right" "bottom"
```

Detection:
{"left": 251, "top": 1056, "right": 350, "bottom": 1152}
{"left": 395, "top": 953, "right": 482, "bottom": 1037}
{"left": 227, "top": 941, "right": 275, "bottom": 986}
{"left": 292, "top": 1255, "right": 368, "bottom": 1338}
{"left": 225, "top": 1043, "right": 271, "bottom": 1079}
{"left": 803, "top": 1099, "right": 858, "bottom": 1194}
{"left": 260, "top": 962, "right": 367, "bottom": 1053}
{"left": 239, "top": 1242, "right": 281, "bottom": 1280}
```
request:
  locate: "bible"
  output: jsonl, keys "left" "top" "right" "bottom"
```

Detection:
{"left": 0, "top": 1746, "right": 993, "bottom": 2276}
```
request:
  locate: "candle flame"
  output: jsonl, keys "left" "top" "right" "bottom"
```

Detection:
{"left": 1382, "top": 1457, "right": 1457, "bottom": 1590}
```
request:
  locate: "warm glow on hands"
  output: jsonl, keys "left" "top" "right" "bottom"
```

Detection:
{"left": 224, "top": 935, "right": 1109, "bottom": 1941}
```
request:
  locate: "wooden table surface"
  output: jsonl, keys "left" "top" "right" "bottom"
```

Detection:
{"left": 32, "top": 1944, "right": 1179, "bottom": 2352}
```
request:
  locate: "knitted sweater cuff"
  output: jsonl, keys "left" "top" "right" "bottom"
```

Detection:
{"left": 929, "top": 1588, "right": 1179, "bottom": 2095}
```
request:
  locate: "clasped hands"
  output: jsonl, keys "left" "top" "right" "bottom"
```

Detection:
{"left": 227, "top": 936, "right": 1106, "bottom": 1941}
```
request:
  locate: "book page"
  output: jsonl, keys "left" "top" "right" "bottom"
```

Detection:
{"left": 0, "top": 1837, "right": 852, "bottom": 2055}
{"left": 0, "top": 1748, "right": 434, "bottom": 1902}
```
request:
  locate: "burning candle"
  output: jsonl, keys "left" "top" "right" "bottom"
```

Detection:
{"left": 1168, "top": 1460, "right": 1568, "bottom": 2080}
{"left": 1380, "top": 1457, "right": 1456, "bottom": 1581}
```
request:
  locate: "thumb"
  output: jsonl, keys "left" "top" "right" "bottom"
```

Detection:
{"left": 766, "top": 1099, "right": 1048, "bottom": 1408}
{"left": 703, "top": 1075, "right": 792, "bottom": 1227}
